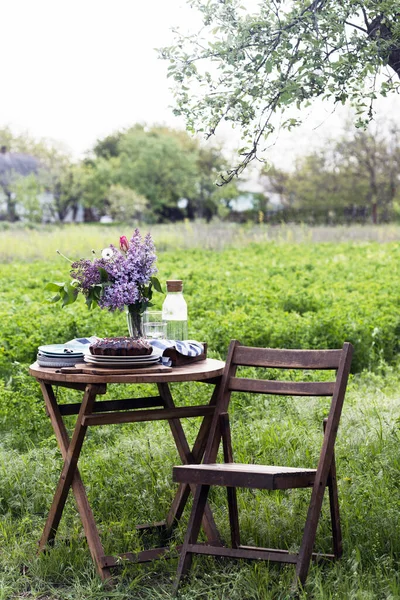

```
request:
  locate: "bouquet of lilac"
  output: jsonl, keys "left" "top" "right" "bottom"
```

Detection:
{"left": 46, "top": 229, "right": 162, "bottom": 338}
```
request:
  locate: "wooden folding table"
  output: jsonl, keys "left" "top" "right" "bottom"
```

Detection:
{"left": 29, "top": 358, "right": 225, "bottom": 580}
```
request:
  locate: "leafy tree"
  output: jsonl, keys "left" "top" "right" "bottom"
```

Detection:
{"left": 161, "top": 0, "right": 400, "bottom": 181}
{"left": 93, "top": 132, "right": 124, "bottom": 159}
{"left": 334, "top": 125, "right": 400, "bottom": 222}
{"left": 10, "top": 173, "right": 44, "bottom": 223}
{"left": 187, "top": 144, "right": 241, "bottom": 221}
{"left": 107, "top": 184, "right": 149, "bottom": 221}
{"left": 260, "top": 165, "right": 293, "bottom": 207}
{"left": 52, "top": 166, "right": 82, "bottom": 222}
{"left": 116, "top": 125, "right": 198, "bottom": 221}
{"left": 260, "top": 122, "right": 400, "bottom": 222}
{"left": 0, "top": 127, "right": 73, "bottom": 221}
{"left": 91, "top": 125, "right": 240, "bottom": 222}
{"left": 79, "top": 158, "right": 117, "bottom": 220}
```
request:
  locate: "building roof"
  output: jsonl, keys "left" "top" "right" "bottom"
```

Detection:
{"left": 0, "top": 151, "right": 39, "bottom": 187}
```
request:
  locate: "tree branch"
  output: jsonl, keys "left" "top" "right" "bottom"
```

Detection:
{"left": 344, "top": 21, "right": 368, "bottom": 34}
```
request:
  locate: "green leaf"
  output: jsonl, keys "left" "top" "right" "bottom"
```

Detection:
{"left": 98, "top": 267, "right": 109, "bottom": 283}
{"left": 150, "top": 277, "right": 163, "bottom": 294}
{"left": 45, "top": 282, "right": 64, "bottom": 291}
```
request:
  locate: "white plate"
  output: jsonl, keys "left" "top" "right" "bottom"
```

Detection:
{"left": 85, "top": 357, "right": 160, "bottom": 366}
{"left": 85, "top": 351, "right": 160, "bottom": 362}
{"left": 38, "top": 352, "right": 81, "bottom": 360}
{"left": 84, "top": 355, "right": 160, "bottom": 368}
{"left": 38, "top": 344, "right": 84, "bottom": 357}
{"left": 85, "top": 352, "right": 160, "bottom": 362}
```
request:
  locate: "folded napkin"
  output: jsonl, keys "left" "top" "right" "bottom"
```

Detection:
{"left": 149, "top": 340, "right": 204, "bottom": 366}
{"left": 149, "top": 339, "right": 204, "bottom": 356}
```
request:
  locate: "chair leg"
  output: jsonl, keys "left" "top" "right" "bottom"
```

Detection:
{"left": 327, "top": 454, "right": 342, "bottom": 558}
{"left": 295, "top": 476, "right": 329, "bottom": 586}
{"left": 322, "top": 418, "right": 342, "bottom": 558}
{"left": 295, "top": 516, "right": 317, "bottom": 585}
{"left": 220, "top": 413, "right": 241, "bottom": 549}
{"left": 227, "top": 486, "right": 240, "bottom": 549}
{"left": 173, "top": 484, "right": 211, "bottom": 596}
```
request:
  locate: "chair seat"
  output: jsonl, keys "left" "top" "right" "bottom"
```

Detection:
{"left": 173, "top": 463, "right": 317, "bottom": 490}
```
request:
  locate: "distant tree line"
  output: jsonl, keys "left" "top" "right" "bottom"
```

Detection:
{"left": 257, "top": 123, "right": 400, "bottom": 225}
{"left": 1, "top": 121, "right": 400, "bottom": 225}
{"left": 0, "top": 125, "right": 241, "bottom": 224}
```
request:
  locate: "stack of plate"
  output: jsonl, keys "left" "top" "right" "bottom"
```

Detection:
{"left": 84, "top": 350, "right": 162, "bottom": 369}
{"left": 37, "top": 344, "right": 85, "bottom": 368}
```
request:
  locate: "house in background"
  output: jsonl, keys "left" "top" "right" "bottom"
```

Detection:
{"left": 0, "top": 145, "right": 40, "bottom": 221}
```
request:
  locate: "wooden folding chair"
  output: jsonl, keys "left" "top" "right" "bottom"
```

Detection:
{"left": 172, "top": 340, "right": 353, "bottom": 592}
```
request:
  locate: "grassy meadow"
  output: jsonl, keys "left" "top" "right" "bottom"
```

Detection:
{"left": 1, "top": 223, "right": 400, "bottom": 599}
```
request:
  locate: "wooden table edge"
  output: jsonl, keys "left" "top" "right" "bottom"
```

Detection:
{"left": 29, "top": 358, "right": 225, "bottom": 385}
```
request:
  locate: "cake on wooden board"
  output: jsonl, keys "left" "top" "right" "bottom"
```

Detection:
{"left": 89, "top": 337, "right": 152, "bottom": 356}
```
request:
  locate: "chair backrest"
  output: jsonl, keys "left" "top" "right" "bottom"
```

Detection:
{"left": 203, "top": 341, "right": 353, "bottom": 473}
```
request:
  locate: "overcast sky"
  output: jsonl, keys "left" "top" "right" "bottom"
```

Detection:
{"left": 3, "top": 0, "right": 400, "bottom": 170}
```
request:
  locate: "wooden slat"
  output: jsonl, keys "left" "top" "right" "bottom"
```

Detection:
{"left": 82, "top": 405, "right": 215, "bottom": 427}
{"left": 233, "top": 346, "right": 342, "bottom": 369}
{"left": 43, "top": 380, "right": 107, "bottom": 393}
{"left": 176, "top": 463, "right": 315, "bottom": 474}
{"left": 189, "top": 543, "right": 298, "bottom": 563}
{"left": 136, "top": 520, "right": 166, "bottom": 532}
{"left": 239, "top": 545, "right": 335, "bottom": 563}
{"left": 101, "top": 545, "right": 182, "bottom": 567}
{"left": 52, "top": 381, "right": 88, "bottom": 392}
{"left": 229, "top": 377, "right": 335, "bottom": 396}
{"left": 59, "top": 396, "right": 163, "bottom": 416}
{"left": 173, "top": 463, "right": 316, "bottom": 490}
{"left": 188, "top": 544, "right": 335, "bottom": 563}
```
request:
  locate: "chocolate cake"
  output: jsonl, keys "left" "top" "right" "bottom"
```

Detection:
{"left": 89, "top": 337, "right": 152, "bottom": 356}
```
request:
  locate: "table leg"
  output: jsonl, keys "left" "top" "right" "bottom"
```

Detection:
{"left": 165, "top": 383, "right": 220, "bottom": 526}
{"left": 39, "top": 383, "right": 111, "bottom": 580}
{"left": 157, "top": 382, "right": 222, "bottom": 545}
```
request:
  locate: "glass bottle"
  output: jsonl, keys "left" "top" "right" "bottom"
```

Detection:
{"left": 162, "top": 280, "right": 188, "bottom": 340}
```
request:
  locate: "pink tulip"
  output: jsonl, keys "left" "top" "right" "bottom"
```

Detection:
{"left": 120, "top": 236, "right": 129, "bottom": 252}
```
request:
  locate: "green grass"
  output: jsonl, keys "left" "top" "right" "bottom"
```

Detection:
{"left": 1, "top": 226, "right": 400, "bottom": 598}
{"left": 2, "top": 221, "right": 400, "bottom": 262}
{"left": 1, "top": 370, "right": 400, "bottom": 599}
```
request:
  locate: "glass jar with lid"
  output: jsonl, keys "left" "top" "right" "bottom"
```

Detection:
{"left": 162, "top": 280, "right": 188, "bottom": 340}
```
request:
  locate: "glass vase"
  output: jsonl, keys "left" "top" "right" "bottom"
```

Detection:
{"left": 126, "top": 305, "right": 144, "bottom": 339}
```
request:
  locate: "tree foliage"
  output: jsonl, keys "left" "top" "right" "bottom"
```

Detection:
{"left": 0, "top": 125, "right": 242, "bottom": 223}
{"left": 161, "top": 0, "right": 400, "bottom": 181}
{"left": 85, "top": 125, "right": 241, "bottom": 222}
{"left": 0, "top": 127, "right": 72, "bottom": 221}
{"left": 261, "top": 122, "right": 400, "bottom": 222}
{"left": 107, "top": 184, "right": 149, "bottom": 221}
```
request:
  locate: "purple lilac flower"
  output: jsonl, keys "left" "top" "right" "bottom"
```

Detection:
{"left": 99, "top": 280, "right": 140, "bottom": 310}
{"left": 71, "top": 259, "right": 101, "bottom": 292}
{"left": 73, "top": 229, "right": 158, "bottom": 312}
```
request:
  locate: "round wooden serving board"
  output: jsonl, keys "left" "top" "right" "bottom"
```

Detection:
{"left": 60, "top": 363, "right": 173, "bottom": 375}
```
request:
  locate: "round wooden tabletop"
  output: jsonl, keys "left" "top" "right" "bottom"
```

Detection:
{"left": 29, "top": 358, "right": 225, "bottom": 385}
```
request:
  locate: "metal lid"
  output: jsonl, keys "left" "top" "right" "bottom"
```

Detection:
{"left": 166, "top": 280, "right": 183, "bottom": 292}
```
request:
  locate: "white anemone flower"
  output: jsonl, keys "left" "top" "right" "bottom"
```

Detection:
{"left": 101, "top": 248, "right": 114, "bottom": 260}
